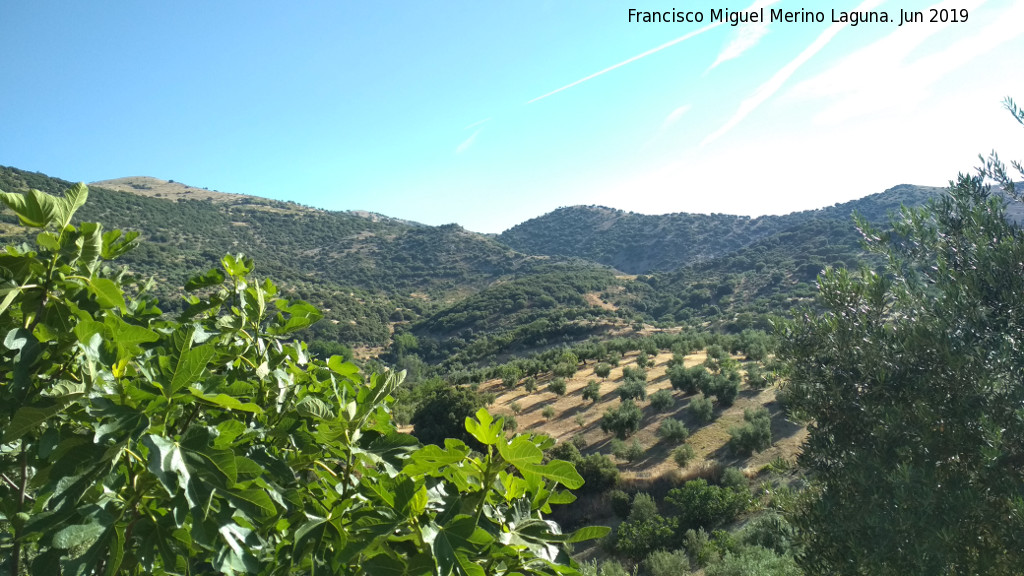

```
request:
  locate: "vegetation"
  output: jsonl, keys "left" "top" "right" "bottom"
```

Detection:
{"left": 778, "top": 99, "right": 1024, "bottom": 574}
{"left": 0, "top": 185, "right": 607, "bottom": 575}
{"left": 600, "top": 400, "right": 643, "bottom": 439}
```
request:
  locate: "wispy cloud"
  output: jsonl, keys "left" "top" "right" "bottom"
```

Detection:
{"left": 456, "top": 128, "right": 483, "bottom": 154}
{"left": 662, "top": 104, "right": 692, "bottom": 130}
{"left": 707, "top": 0, "right": 780, "bottom": 72}
{"left": 526, "top": 23, "right": 723, "bottom": 105}
{"left": 789, "top": 0, "right": 1014, "bottom": 125}
{"left": 463, "top": 117, "right": 492, "bottom": 130}
{"left": 701, "top": 0, "right": 885, "bottom": 146}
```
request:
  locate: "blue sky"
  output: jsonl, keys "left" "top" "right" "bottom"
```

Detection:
{"left": 1, "top": 1, "right": 1022, "bottom": 232}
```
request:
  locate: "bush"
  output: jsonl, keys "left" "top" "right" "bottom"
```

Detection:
{"left": 594, "top": 362, "right": 612, "bottom": 378}
{"left": 577, "top": 453, "right": 620, "bottom": 492}
{"left": 666, "top": 479, "right": 749, "bottom": 531}
{"left": 542, "top": 405, "right": 556, "bottom": 419}
{"left": 745, "top": 364, "right": 770, "bottom": 390}
{"left": 608, "top": 351, "right": 622, "bottom": 366}
{"left": 610, "top": 489, "right": 632, "bottom": 518}
{"left": 523, "top": 376, "right": 538, "bottom": 393}
{"left": 635, "top": 351, "right": 651, "bottom": 368}
{"left": 689, "top": 395, "right": 715, "bottom": 424}
{"left": 616, "top": 493, "right": 676, "bottom": 559}
{"left": 549, "top": 441, "right": 582, "bottom": 464}
{"left": 552, "top": 361, "right": 577, "bottom": 378}
{"left": 738, "top": 512, "right": 796, "bottom": 555}
{"left": 673, "top": 444, "right": 696, "bottom": 468}
{"left": 705, "top": 545, "right": 801, "bottom": 576}
{"left": 503, "top": 414, "right": 518, "bottom": 432}
{"left": 602, "top": 400, "right": 644, "bottom": 439}
{"left": 612, "top": 438, "right": 645, "bottom": 463}
{"left": 583, "top": 379, "right": 602, "bottom": 402}
{"left": 712, "top": 371, "right": 741, "bottom": 407}
{"left": 549, "top": 377, "right": 567, "bottom": 395}
{"left": 683, "top": 528, "right": 715, "bottom": 567}
{"left": 719, "top": 467, "right": 748, "bottom": 491}
{"left": 510, "top": 401, "right": 523, "bottom": 414}
{"left": 728, "top": 408, "right": 772, "bottom": 455}
{"left": 617, "top": 379, "right": 647, "bottom": 402}
{"left": 644, "top": 549, "right": 692, "bottom": 576}
{"left": 621, "top": 366, "right": 647, "bottom": 381}
{"left": 649, "top": 388, "right": 675, "bottom": 411}
{"left": 657, "top": 418, "right": 690, "bottom": 443}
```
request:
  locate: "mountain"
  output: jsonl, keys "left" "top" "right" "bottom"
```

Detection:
{"left": 497, "top": 185, "right": 948, "bottom": 274}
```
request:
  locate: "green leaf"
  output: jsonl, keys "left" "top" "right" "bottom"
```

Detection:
{"left": 54, "top": 182, "right": 89, "bottom": 229}
{"left": 88, "top": 277, "right": 127, "bottom": 312}
{"left": 497, "top": 435, "right": 544, "bottom": 470}
{"left": 104, "top": 314, "right": 159, "bottom": 360}
{"left": 362, "top": 554, "right": 406, "bottom": 576}
{"left": 404, "top": 440, "right": 471, "bottom": 477}
{"left": 190, "top": 389, "right": 263, "bottom": 414}
{"left": 3, "top": 397, "right": 82, "bottom": 442}
{"left": 465, "top": 409, "right": 502, "bottom": 446}
{"left": 566, "top": 525, "right": 611, "bottom": 543}
{"left": 100, "top": 229, "right": 139, "bottom": 260}
{"left": 185, "top": 268, "right": 225, "bottom": 291}
{"left": 0, "top": 188, "right": 60, "bottom": 227}
{"left": 523, "top": 460, "right": 584, "bottom": 490}
{"left": 52, "top": 522, "right": 105, "bottom": 550}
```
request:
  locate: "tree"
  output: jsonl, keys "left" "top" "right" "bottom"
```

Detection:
{"left": 411, "top": 383, "right": 485, "bottom": 447}
{"left": 594, "top": 363, "right": 612, "bottom": 378}
{"left": 617, "top": 379, "right": 647, "bottom": 402}
{"left": 601, "top": 400, "right": 643, "bottom": 439}
{"left": 582, "top": 379, "right": 602, "bottom": 402}
{"left": 777, "top": 101, "right": 1024, "bottom": 576}
{"left": 657, "top": 418, "right": 690, "bottom": 443}
{"left": 549, "top": 377, "right": 567, "bottom": 396}
{"left": 649, "top": 389, "right": 675, "bottom": 412}
{"left": 0, "top": 184, "right": 608, "bottom": 575}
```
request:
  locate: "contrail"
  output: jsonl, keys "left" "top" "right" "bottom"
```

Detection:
{"left": 527, "top": 22, "right": 723, "bottom": 105}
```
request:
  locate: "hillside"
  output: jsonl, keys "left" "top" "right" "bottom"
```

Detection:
{"left": 498, "top": 185, "right": 947, "bottom": 274}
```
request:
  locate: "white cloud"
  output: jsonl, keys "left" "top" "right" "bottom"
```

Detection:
{"left": 701, "top": 0, "right": 886, "bottom": 146}
{"left": 706, "top": 0, "right": 780, "bottom": 71}
{"left": 463, "top": 117, "right": 491, "bottom": 130}
{"left": 662, "top": 104, "right": 692, "bottom": 129}
{"left": 789, "top": 0, "right": 1021, "bottom": 126}
{"left": 456, "top": 128, "right": 483, "bottom": 154}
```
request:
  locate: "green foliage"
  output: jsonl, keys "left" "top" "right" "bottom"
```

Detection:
{"left": 548, "top": 377, "right": 567, "bottom": 396}
{"left": 616, "top": 379, "right": 647, "bottom": 402}
{"left": 620, "top": 366, "right": 646, "bottom": 382}
{"left": 609, "top": 490, "right": 631, "bottom": 519}
{"left": 738, "top": 512, "right": 795, "bottom": 556}
{"left": 601, "top": 400, "right": 643, "bottom": 439}
{"left": 668, "top": 364, "right": 703, "bottom": 394}
{"left": 575, "top": 454, "right": 620, "bottom": 493}
{"left": 541, "top": 405, "right": 556, "bottom": 419}
{"left": 710, "top": 370, "right": 741, "bottom": 407}
{"left": 634, "top": 351, "right": 650, "bottom": 368}
{"left": 615, "top": 493, "right": 675, "bottom": 559}
{"left": 705, "top": 546, "right": 801, "bottom": 576}
{"left": 593, "top": 363, "right": 611, "bottom": 378}
{"left": 656, "top": 418, "right": 690, "bottom": 443}
{"left": 728, "top": 408, "right": 772, "bottom": 456}
{"left": 689, "top": 395, "right": 715, "bottom": 424}
{"left": 548, "top": 441, "right": 582, "bottom": 465}
{"left": 523, "top": 376, "right": 537, "bottom": 393}
{"left": 643, "top": 549, "right": 692, "bottom": 576}
{"left": 501, "top": 364, "right": 522, "bottom": 388}
{"left": 719, "top": 467, "right": 748, "bottom": 491}
{"left": 411, "top": 382, "right": 487, "bottom": 447}
{"left": 0, "top": 185, "right": 608, "bottom": 575}
{"left": 648, "top": 388, "right": 675, "bottom": 412}
{"left": 582, "top": 379, "right": 601, "bottom": 402}
{"left": 745, "top": 363, "right": 769, "bottom": 390}
{"left": 672, "top": 444, "right": 696, "bottom": 468}
{"left": 610, "top": 439, "right": 645, "bottom": 463}
{"left": 666, "top": 479, "right": 749, "bottom": 532}
{"left": 778, "top": 105, "right": 1024, "bottom": 575}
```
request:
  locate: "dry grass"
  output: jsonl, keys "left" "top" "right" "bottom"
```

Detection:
{"left": 483, "top": 350, "right": 806, "bottom": 483}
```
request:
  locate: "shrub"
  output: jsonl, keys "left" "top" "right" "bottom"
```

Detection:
{"left": 610, "top": 489, "right": 632, "bottom": 518}
{"left": 549, "top": 440, "right": 582, "bottom": 464}
{"left": 649, "top": 388, "right": 675, "bottom": 411}
{"left": 635, "top": 351, "right": 650, "bottom": 368}
{"left": 712, "top": 371, "right": 741, "bottom": 407}
{"left": 719, "top": 467, "right": 748, "bottom": 491}
{"left": 574, "top": 413, "right": 587, "bottom": 428}
{"left": 673, "top": 444, "right": 696, "bottom": 468}
{"left": 552, "top": 361, "right": 577, "bottom": 378}
{"left": 542, "top": 405, "right": 556, "bottom": 419}
{"left": 728, "top": 408, "right": 772, "bottom": 455}
{"left": 608, "top": 351, "right": 622, "bottom": 366}
{"left": 617, "top": 379, "right": 647, "bottom": 402}
{"left": 621, "top": 366, "right": 647, "bottom": 381}
{"left": 745, "top": 364, "right": 770, "bottom": 389}
{"left": 601, "top": 400, "right": 643, "bottom": 439}
{"left": 666, "top": 479, "right": 749, "bottom": 531}
{"left": 616, "top": 493, "right": 676, "bottom": 558}
{"left": 594, "top": 362, "right": 612, "bottom": 378}
{"left": 510, "top": 401, "right": 523, "bottom": 414}
{"left": 689, "top": 395, "right": 715, "bottom": 424}
{"left": 577, "top": 453, "right": 620, "bottom": 492}
{"left": 705, "top": 545, "right": 801, "bottom": 576}
{"left": 503, "top": 414, "right": 518, "bottom": 433}
{"left": 738, "top": 512, "right": 796, "bottom": 555}
{"left": 657, "top": 418, "right": 690, "bottom": 443}
{"left": 612, "top": 438, "right": 645, "bottom": 463}
{"left": 644, "top": 549, "right": 692, "bottom": 576}
{"left": 549, "top": 377, "right": 567, "bottom": 395}
{"left": 523, "top": 376, "right": 538, "bottom": 393}
{"left": 582, "top": 379, "right": 602, "bottom": 402}
{"left": 683, "top": 528, "right": 715, "bottom": 567}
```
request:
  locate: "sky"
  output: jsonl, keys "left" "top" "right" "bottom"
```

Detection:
{"left": 1, "top": 1, "right": 1022, "bottom": 233}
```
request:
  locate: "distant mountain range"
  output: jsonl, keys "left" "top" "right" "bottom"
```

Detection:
{"left": 1, "top": 164, "right": 979, "bottom": 364}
